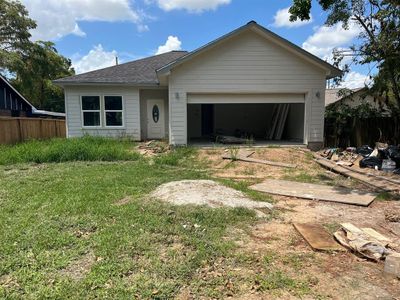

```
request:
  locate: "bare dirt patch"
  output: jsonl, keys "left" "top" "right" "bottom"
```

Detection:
{"left": 59, "top": 252, "right": 96, "bottom": 281}
{"left": 194, "top": 147, "right": 400, "bottom": 298}
{"left": 199, "top": 147, "right": 367, "bottom": 190}
{"left": 150, "top": 180, "right": 273, "bottom": 215}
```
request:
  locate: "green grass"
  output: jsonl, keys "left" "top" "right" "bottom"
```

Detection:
{"left": 0, "top": 136, "right": 140, "bottom": 165}
{"left": 0, "top": 142, "right": 265, "bottom": 299}
{"left": 0, "top": 139, "right": 327, "bottom": 299}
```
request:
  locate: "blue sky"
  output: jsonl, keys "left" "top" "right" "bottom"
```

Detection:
{"left": 21, "top": 0, "right": 372, "bottom": 88}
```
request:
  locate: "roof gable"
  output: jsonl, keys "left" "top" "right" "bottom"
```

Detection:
{"left": 157, "top": 21, "right": 342, "bottom": 79}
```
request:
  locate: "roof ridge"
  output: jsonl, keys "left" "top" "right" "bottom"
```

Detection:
{"left": 56, "top": 50, "right": 189, "bottom": 81}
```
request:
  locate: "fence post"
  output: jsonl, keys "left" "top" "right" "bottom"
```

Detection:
{"left": 18, "top": 118, "right": 23, "bottom": 143}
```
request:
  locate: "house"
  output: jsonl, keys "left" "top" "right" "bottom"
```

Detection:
{"left": 325, "top": 87, "right": 390, "bottom": 114}
{"left": 54, "top": 21, "right": 341, "bottom": 149}
{"left": 0, "top": 74, "right": 65, "bottom": 119}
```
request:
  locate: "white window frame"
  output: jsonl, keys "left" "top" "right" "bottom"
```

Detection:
{"left": 81, "top": 95, "right": 102, "bottom": 128}
{"left": 103, "top": 95, "right": 124, "bottom": 128}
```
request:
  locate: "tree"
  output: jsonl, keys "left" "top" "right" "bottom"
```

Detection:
{"left": 289, "top": 0, "right": 400, "bottom": 109}
{"left": 0, "top": 0, "right": 36, "bottom": 71}
{"left": 0, "top": 0, "right": 75, "bottom": 112}
{"left": 11, "top": 41, "right": 75, "bottom": 112}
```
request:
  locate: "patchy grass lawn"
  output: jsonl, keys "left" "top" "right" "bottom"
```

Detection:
{"left": 0, "top": 141, "right": 283, "bottom": 299}
{"left": 2, "top": 140, "right": 398, "bottom": 299}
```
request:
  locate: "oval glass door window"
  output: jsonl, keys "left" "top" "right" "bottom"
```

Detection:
{"left": 152, "top": 105, "right": 159, "bottom": 123}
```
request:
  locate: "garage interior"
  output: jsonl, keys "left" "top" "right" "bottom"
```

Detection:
{"left": 187, "top": 103, "right": 305, "bottom": 145}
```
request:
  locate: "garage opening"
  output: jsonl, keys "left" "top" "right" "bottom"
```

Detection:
{"left": 187, "top": 103, "right": 305, "bottom": 145}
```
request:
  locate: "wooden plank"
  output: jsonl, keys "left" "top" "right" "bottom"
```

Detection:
{"left": 268, "top": 104, "right": 281, "bottom": 140}
{"left": 222, "top": 154, "right": 296, "bottom": 168}
{"left": 361, "top": 228, "right": 391, "bottom": 243}
{"left": 238, "top": 149, "right": 255, "bottom": 158}
{"left": 250, "top": 179, "right": 377, "bottom": 206}
{"left": 340, "top": 164, "right": 400, "bottom": 185}
{"left": 294, "top": 223, "right": 344, "bottom": 251}
{"left": 275, "top": 103, "right": 289, "bottom": 140}
{"left": 315, "top": 158, "right": 399, "bottom": 192}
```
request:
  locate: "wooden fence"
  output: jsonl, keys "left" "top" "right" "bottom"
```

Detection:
{"left": 325, "top": 116, "right": 400, "bottom": 148}
{"left": 0, "top": 117, "right": 66, "bottom": 144}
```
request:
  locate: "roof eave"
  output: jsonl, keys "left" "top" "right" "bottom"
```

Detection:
{"left": 53, "top": 81, "right": 162, "bottom": 87}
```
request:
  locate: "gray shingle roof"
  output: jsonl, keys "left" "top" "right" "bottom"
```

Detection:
{"left": 54, "top": 51, "right": 188, "bottom": 85}
{"left": 325, "top": 87, "right": 365, "bottom": 106}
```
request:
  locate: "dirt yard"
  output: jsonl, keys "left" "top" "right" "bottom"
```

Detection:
{"left": 198, "top": 147, "right": 400, "bottom": 299}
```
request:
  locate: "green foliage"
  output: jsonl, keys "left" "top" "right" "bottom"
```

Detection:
{"left": 0, "top": 136, "right": 140, "bottom": 165}
{"left": 10, "top": 41, "right": 74, "bottom": 112}
{"left": 0, "top": 1, "right": 74, "bottom": 112}
{"left": 0, "top": 0, "right": 36, "bottom": 68}
{"left": 289, "top": 0, "right": 400, "bottom": 106}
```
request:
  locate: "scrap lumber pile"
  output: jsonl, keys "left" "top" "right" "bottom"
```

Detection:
{"left": 267, "top": 103, "right": 290, "bottom": 140}
{"left": 294, "top": 222, "right": 400, "bottom": 278}
{"left": 315, "top": 143, "right": 400, "bottom": 192}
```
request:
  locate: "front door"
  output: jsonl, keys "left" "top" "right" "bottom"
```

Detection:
{"left": 147, "top": 99, "right": 165, "bottom": 139}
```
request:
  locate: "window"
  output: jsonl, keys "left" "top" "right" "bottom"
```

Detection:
{"left": 104, "top": 96, "right": 123, "bottom": 127}
{"left": 82, "top": 96, "right": 100, "bottom": 127}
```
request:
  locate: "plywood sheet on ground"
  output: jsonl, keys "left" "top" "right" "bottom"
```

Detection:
{"left": 250, "top": 179, "right": 376, "bottom": 206}
{"left": 294, "top": 223, "right": 344, "bottom": 251}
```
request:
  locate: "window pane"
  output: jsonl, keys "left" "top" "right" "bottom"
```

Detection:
{"left": 106, "top": 112, "right": 123, "bottom": 126}
{"left": 83, "top": 112, "right": 100, "bottom": 126}
{"left": 82, "top": 96, "right": 100, "bottom": 110}
{"left": 105, "top": 96, "right": 122, "bottom": 110}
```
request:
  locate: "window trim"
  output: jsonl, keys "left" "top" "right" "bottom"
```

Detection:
{"left": 103, "top": 95, "right": 124, "bottom": 128}
{"left": 80, "top": 94, "right": 125, "bottom": 129}
{"left": 81, "top": 95, "right": 102, "bottom": 128}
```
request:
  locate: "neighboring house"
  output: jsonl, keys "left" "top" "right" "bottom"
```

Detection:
{"left": 0, "top": 75, "right": 65, "bottom": 119}
{"left": 54, "top": 21, "right": 341, "bottom": 149}
{"left": 325, "top": 87, "right": 390, "bottom": 114}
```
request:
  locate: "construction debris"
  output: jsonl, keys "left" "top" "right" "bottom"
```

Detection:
{"left": 267, "top": 103, "right": 290, "bottom": 140}
{"left": 384, "top": 253, "right": 400, "bottom": 278}
{"left": 385, "top": 212, "right": 400, "bottom": 223}
{"left": 315, "top": 157, "right": 400, "bottom": 192}
{"left": 333, "top": 223, "right": 396, "bottom": 261}
{"left": 250, "top": 179, "right": 377, "bottom": 206}
{"left": 137, "top": 140, "right": 170, "bottom": 156}
{"left": 216, "top": 135, "right": 250, "bottom": 144}
{"left": 293, "top": 223, "right": 344, "bottom": 251}
{"left": 319, "top": 143, "right": 400, "bottom": 174}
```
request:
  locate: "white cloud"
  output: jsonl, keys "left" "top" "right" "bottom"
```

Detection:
{"left": 339, "top": 71, "right": 372, "bottom": 89}
{"left": 21, "top": 0, "right": 146, "bottom": 40}
{"left": 302, "top": 22, "right": 361, "bottom": 61}
{"left": 156, "top": 36, "right": 182, "bottom": 54}
{"left": 72, "top": 45, "right": 117, "bottom": 74}
{"left": 155, "top": 0, "right": 230, "bottom": 12}
{"left": 272, "top": 7, "right": 312, "bottom": 28}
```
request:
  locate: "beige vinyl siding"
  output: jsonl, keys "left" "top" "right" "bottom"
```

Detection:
{"left": 64, "top": 85, "right": 140, "bottom": 140}
{"left": 168, "top": 30, "right": 326, "bottom": 145}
